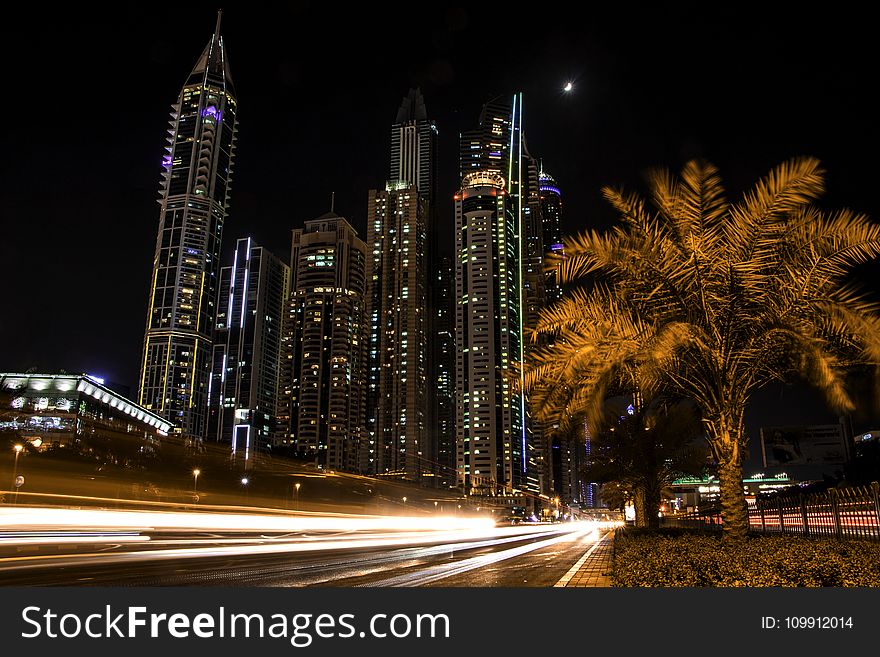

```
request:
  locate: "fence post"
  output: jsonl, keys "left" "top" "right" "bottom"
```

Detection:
{"left": 830, "top": 488, "right": 843, "bottom": 540}
{"left": 799, "top": 493, "right": 809, "bottom": 537}
{"left": 778, "top": 497, "right": 784, "bottom": 534}
{"left": 871, "top": 482, "right": 880, "bottom": 541}
{"left": 759, "top": 498, "right": 766, "bottom": 534}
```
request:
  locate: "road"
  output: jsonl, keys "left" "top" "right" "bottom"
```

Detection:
{"left": 0, "top": 505, "right": 612, "bottom": 586}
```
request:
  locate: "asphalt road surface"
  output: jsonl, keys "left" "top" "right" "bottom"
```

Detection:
{"left": 0, "top": 507, "right": 607, "bottom": 586}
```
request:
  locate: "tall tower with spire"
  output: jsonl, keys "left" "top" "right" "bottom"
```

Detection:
{"left": 363, "top": 89, "right": 436, "bottom": 480}
{"left": 389, "top": 88, "right": 438, "bottom": 203}
{"left": 138, "top": 12, "right": 238, "bottom": 441}
{"left": 455, "top": 94, "right": 529, "bottom": 496}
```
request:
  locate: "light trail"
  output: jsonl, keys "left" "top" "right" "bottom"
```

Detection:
{"left": 361, "top": 524, "right": 601, "bottom": 587}
{"left": 0, "top": 505, "right": 598, "bottom": 580}
{"left": 0, "top": 532, "right": 149, "bottom": 546}
{"left": 0, "top": 506, "right": 496, "bottom": 534}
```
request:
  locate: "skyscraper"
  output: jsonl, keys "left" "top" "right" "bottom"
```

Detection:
{"left": 390, "top": 88, "right": 438, "bottom": 202}
{"left": 538, "top": 167, "right": 564, "bottom": 302}
{"left": 455, "top": 168, "right": 525, "bottom": 495}
{"left": 454, "top": 95, "right": 529, "bottom": 497}
{"left": 521, "top": 141, "right": 550, "bottom": 495}
{"left": 279, "top": 213, "right": 367, "bottom": 472}
{"left": 363, "top": 89, "right": 439, "bottom": 482}
{"left": 432, "top": 256, "right": 456, "bottom": 487}
{"left": 138, "top": 12, "right": 237, "bottom": 440}
{"left": 459, "top": 96, "right": 516, "bottom": 181}
{"left": 206, "top": 238, "right": 289, "bottom": 465}
{"left": 365, "top": 183, "right": 428, "bottom": 479}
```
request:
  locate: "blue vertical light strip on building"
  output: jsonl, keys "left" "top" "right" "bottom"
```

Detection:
{"left": 513, "top": 92, "right": 527, "bottom": 476}
{"left": 228, "top": 249, "right": 238, "bottom": 328}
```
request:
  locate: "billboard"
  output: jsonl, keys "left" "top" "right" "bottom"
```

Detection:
{"left": 760, "top": 424, "right": 848, "bottom": 467}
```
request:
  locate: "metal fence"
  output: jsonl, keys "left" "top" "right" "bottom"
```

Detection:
{"left": 662, "top": 481, "right": 880, "bottom": 540}
{"left": 751, "top": 482, "right": 880, "bottom": 540}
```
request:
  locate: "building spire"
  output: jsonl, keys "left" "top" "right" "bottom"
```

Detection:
{"left": 187, "top": 9, "right": 234, "bottom": 92}
{"left": 214, "top": 9, "right": 223, "bottom": 41}
{"left": 395, "top": 87, "right": 428, "bottom": 124}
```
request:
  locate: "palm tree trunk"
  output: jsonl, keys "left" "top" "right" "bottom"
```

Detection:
{"left": 706, "top": 406, "right": 749, "bottom": 541}
{"left": 633, "top": 485, "right": 647, "bottom": 528}
{"left": 644, "top": 481, "right": 661, "bottom": 530}
{"left": 719, "top": 455, "right": 748, "bottom": 540}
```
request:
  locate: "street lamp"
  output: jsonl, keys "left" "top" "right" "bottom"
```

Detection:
{"left": 294, "top": 482, "right": 301, "bottom": 511}
{"left": 402, "top": 496, "right": 407, "bottom": 506}
{"left": 241, "top": 477, "right": 249, "bottom": 504}
{"left": 192, "top": 469, "right": 201, "bottom": 499}
{"left": 12, "top": 444, "right": 23, "bottom": 504}
{"left": 434, "top": 501, "right": 438, "bottom": 512}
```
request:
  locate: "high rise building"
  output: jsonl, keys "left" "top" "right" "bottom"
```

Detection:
{"left": 138, "top": 12, "right": 237, "bottom": 440}
{"left": 206, "top": 238, "right": 289, "bottom": 465}
{"left": 365, "top": 183, "right": 428, "bottom": 479}
{"left": 459, "top": 96, "right": 517, "bottom": 181}
{"left": 521, "top": 141, "right": 551, "bottom": 495}
{"left": 390, "top": 88, "right": 438, "bottom": 202}
{"left": 431, "top": 256, "right": 456, "bottom": 487}
{"left": 278, "top": 213, "right": 367, "bottom": 472}
{"left": 455, "top": 167, "right": 526, "bottom": 495}
{"left": 538, "top": 168, "right": 564, "bottom": 302}
{"left": 363, "top": 89, "right": 443, "bottom": 483}
{"left": 455, "top": 101, "right": 529, "bottom": 498}
{"left": 456, "top": 94, "right": 562, "bottom": 501}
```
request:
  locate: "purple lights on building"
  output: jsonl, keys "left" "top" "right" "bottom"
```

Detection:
{"left": 539, "top": 184, "right": 561, "bottom": 197}
{"left": 201, "top": 105, "right": 222, "bottom": 122}
{"left": 550, "top": 243, "right": 564, "bottom": 252}
{"left": 162, "top": 155, "right": 173, "bottom": 169}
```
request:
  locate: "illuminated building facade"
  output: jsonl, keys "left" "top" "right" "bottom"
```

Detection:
{"left": 206, "top": 238, "right": 289, "bottom": 465}
{"left": 1, "top": 373, "right": 172, "bottom": 467}
{"left": 365, "top": 183, "right": 428, "bottom": 479}
{"left": 538, "top": 168, "right": 564, "bottom": 301}
{"left": 455, "top": 167, "right": 526, "bottom": 495}
{"left": 365, "top": 89, "right": 436, "bottom": 480}
{"left": 432, "top": 256, "right": 456, "bottom": 487}
{"left": 138, "top": 13, "right": 237, "bottom": 441}
{"left": 279, "top": 214, "right": 367, "bottom": 472}
{"left": 458, "top": 90, "right": 542, "bottom": 498}
{"left": 390, "top": 88, "right": 437, "bottom": 202}
{"left": 520, "top": 141, "right": 550, "bottom": 495}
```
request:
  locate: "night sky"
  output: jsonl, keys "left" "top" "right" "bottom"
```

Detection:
{"left": 2, "top": 4, "right": 878, "bottom": 460}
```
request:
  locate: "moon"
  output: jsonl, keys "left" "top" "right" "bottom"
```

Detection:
{"left": 563, "top": 81, "right": 573, "bottom": 92}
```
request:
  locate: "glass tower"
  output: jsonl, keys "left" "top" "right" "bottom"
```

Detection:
{"left": 206, "top": 238, "right": 289, "bottom": 467}
{"left": 138, "top": 12, "right": 237, "bottom": 441}
{"left": 455, "top": 94, "right": 529, "bottom": 495}
{"left": 280, "top": 214, "right": 368, "bottom": 472}
{"left": 365, "top": 183, "right": 428, "bottom": 480}
{"left": 363, "top": 89, "right": 436, "bottom": 481}
{"left": 538, "top": 167, "right": 564, "bottom": 302}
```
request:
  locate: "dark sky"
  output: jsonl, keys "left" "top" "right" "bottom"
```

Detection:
{"left": 2, "top": 4, "right": 878, "bottom": 460}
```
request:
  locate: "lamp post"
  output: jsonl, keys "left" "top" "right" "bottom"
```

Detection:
{"left": 241, "top": 477, "right": 249, "bottom": 504}
{"left": 192, "top": 469, "right": 201, "bottom": 501}
{"left": 294, "top": 482, "right": 301, "bottom": 511}
{"left": 12, "top": 444, "right": 23, "bottom": 504}
{"left": 434, "top": 501, "right": 438, "bottom": 512}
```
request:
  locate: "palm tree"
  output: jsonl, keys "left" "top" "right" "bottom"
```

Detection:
{"left": 584, "top": 397, "right": 707, "bottom": 529}
{"left": 524, "top": 158, "right": 880, "bottom": 540}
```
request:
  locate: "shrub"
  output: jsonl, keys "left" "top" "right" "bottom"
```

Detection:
{"left": 612, "top": 529, "right": 880, "bottom": 587}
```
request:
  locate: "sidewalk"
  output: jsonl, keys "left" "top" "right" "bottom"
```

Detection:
{"left": 554, "top": 530, "right": 614, "bottom": 587}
